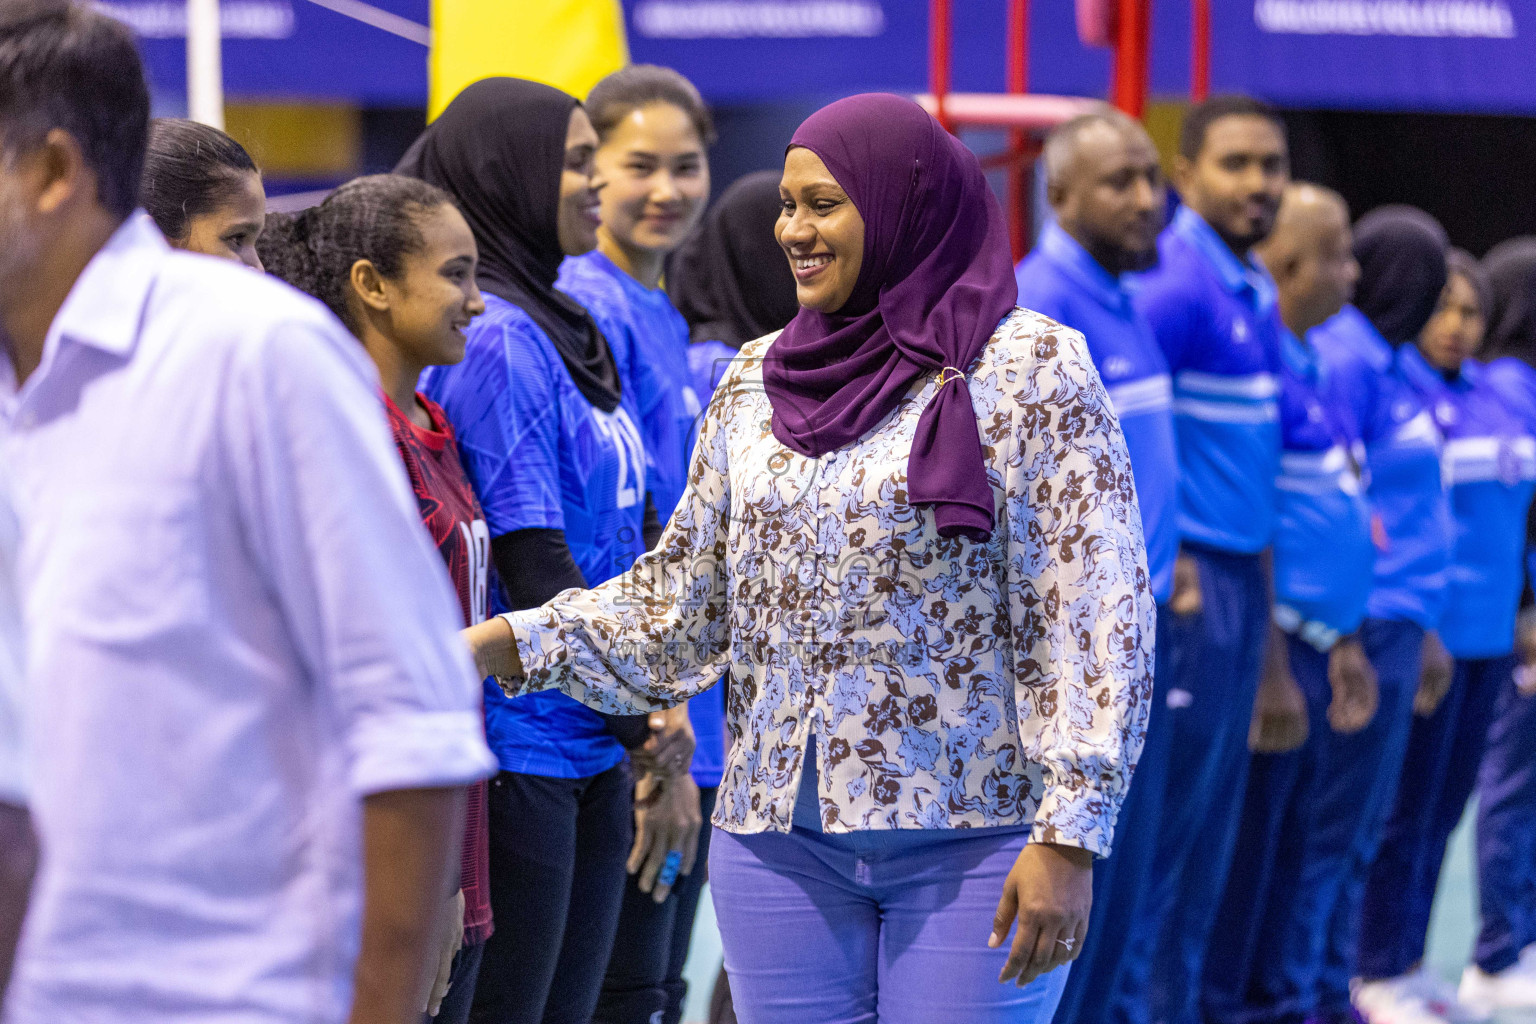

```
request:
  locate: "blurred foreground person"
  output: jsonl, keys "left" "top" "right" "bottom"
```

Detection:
{"left": 463, "top": 92, "right": 1154, "bottom": 1024}
{"left": 1452, "top": 238, "right": 1536, "bottom": 1016}
{"left": 1200, "top": 183, "right": 1373, "bottom": 1024}
{"left": 139, "top": 117, "right": 266, "bottom": 269}
{"left": 1356, "top": 245, "right": 1536, "bottom": 1024}
{"left": 668, "top": 169, "right": 800, "bottom": 397}
{"left": 1301, "top": 206, "right": 1454, "bottom": 1024}
{"left": 1012, "top": 107, "right": 1176, "bottom": 1024}
{"left": 558, "top": 64, "right": 719, "bottom": 1024}
{"left": 1116, "top": 95, "right": 1289, "bottom": 1024}
{"left": 0, "top": 6, "right": 496, "bottom": 1022}
{"left": 260, "top": 175, "right": 496, "bottom": 1024}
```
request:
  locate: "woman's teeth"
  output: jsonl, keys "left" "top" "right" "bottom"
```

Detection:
{"left": 796, "top": 255, "right": 832, "bottom": 270}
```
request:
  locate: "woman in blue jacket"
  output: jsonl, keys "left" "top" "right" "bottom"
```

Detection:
{"left": 1456, "top": 238, "right": 1536, "bottom": 1015}
{"left": 1357, "top": 248, "right": 1536, "bottom": 1023}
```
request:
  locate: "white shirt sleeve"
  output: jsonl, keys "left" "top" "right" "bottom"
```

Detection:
{"left": 219, "top": 312, "right": 496, "bottom": 795}
{"left": 0, "top": 473, "right": 26, "bottom": 808}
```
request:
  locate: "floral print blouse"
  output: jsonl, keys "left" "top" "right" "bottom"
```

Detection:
{"left": 502, "top": 308, "right": 1154, "bottom": 855}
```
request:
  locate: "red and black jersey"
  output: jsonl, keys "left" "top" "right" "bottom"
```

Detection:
{"left": 385, "top": 392, "right": 494, "bottom": 947}
{"left": 386, "top": 393, "right": 490, "bottom": 630}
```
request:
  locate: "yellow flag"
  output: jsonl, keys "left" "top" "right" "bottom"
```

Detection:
{"left": 430, "top": 0, "right": 630, "bottom": 118}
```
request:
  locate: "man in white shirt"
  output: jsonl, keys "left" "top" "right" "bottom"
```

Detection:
{"left": 0, "top": 3, "right": 496, "bottom": 1022}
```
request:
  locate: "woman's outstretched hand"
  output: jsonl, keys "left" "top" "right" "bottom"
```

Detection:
{"left": 462, "top": 617, "right": 521, "bottom": 680}
{"left": 990, "top": 842, "right": 1092, "bottom": 988}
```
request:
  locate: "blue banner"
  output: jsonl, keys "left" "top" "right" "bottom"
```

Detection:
{"left": 116, "top": 0, "right": 1536, "bottom": 115}
{"left": 105, "top": 0, "right": 429, "bottom": 104}
{"left": 1210, "top": 0, "right": 1536, "bottom": 114}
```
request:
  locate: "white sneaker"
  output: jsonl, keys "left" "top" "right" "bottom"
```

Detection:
{"left": 1404, "top": 968, "right": 1491, "bottom": 1023}
{"left": 1519, "top": 941, "right": 1536, "bottom": 971}
{"left": 1460, "top": 961, "right": 1536, "bottom": 1014}
{"left": 1352, "top": 974, "right": 1453, "bottom": 1024}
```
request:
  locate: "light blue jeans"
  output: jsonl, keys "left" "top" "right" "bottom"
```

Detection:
{"left": 709, "top": 824, "right": 1070, "bottom": 1024}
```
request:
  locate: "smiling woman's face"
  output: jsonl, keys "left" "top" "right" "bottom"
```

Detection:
{"left": 558, "top": 106, "right": 603, "bottom": 257}
{"left": 775, "top": 146, "right": 864, "bottom": 313}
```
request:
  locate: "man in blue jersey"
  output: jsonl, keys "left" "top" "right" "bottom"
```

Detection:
{"left": 1113, "top": 95, "right": 1289, "bottom": 1024}
{"left": 1201, "top": 183, "right": 1377, "bottom": 1024}
{"left": 1014, "top": 108, "right": 1178, "bottom": 1024}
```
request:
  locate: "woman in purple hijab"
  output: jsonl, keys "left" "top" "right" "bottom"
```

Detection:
{"left": 465, "top": 93, "right": 1154, "bottom": 1023}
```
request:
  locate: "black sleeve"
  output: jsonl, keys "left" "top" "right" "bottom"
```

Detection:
{"left": 642, "top": 492, "right": 664, "bottom": 551}
{"left": 491, "top": 528, "right": 652, "bottom": 748}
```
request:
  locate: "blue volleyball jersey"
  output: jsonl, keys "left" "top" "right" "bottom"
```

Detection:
{"left": 422, "top": 293, "right": 648, "bottom": 778}
{"left": 1134, "top": 205, "right": 1284, "bottom": 555}
{"left": 1399, "top": 346, "right": 1536, "bottom": 658}
{"left": 1310, "top": 305, "right": 1451, "bottom": 629}
{"left": 559, "top": 252, "right": 703, "bottom": 523}
{"left": 1015, "top": 222, "right": 1180, "bottom": 603}
{"left": 689, "top": 340, "right": 741, "bottom": 407}
{"left": 559, "top": 254, "right": 729, "bottom": 786}
{"left": 1271, "top": 330, "right": 1374, "bottom": 648}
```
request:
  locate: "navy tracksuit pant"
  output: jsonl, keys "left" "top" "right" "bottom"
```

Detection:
{"left": 1358, "top": 654, "right": 1515, "bottom": 981}
{"left": 1200, "top": 618, "right": 1424, "bottom": 1024}
{"left": 1474, "top": 667, "right": 1536, "bottom": 974}
{"left": 1203, "top": 633, "right": 1332, "bottom": 1024}
{"left": 1310, "top": 619, "right": 1425, "bottom": 1017}
{"left": 1107, "top": 545, "right": 1269, "bottom": 1024}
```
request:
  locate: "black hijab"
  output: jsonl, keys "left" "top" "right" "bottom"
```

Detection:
{"left": 1351, "top": 205, "right": 1449, "bottom": 346}
{"left": 668, "top": 170, "right": 799, "bottom": 349}
{"left": 396, "top": 77, "right": 621, "bottom": 411}
{"left": 1447, "top": 248, "right": 1494, "bottom": 330}
{"left": 1483, "top": 236, "right": 1536, "bottom": 366}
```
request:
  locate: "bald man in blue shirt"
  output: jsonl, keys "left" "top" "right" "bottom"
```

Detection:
{"left": 1015, "top": 108, "right": 1177, "bottom": 1024}
{"left": 1113, "top": 96, "right": 1291, "bottom": 1024}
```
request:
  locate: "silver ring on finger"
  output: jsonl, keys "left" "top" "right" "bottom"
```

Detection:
{"left": 1056, "top": 937, "right": 1075, "bottom": 952}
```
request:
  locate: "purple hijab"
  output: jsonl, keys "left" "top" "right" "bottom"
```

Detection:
{"left": 762, "top": 94, "right": 1019, "bottom": 541}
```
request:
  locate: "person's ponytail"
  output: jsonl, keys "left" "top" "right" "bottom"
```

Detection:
{"left": 257, "top": 209, "right": 323, "bottom": 301}
{"left": 257, "top": 174, "right": 457, "bottom": 335}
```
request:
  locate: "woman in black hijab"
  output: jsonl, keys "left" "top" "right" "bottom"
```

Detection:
{"left": 1483, "top": 236, "right": 1536, "bottom": 366}
{"left": 668, "top": 170, "right": 799, "bottom": 349}
{"left": 669, "top": 170, "right": 800, "bottom": 403}
{"left": 1351, "top": 204, "right": 1449, "bottom": 345}
{"left": 401, "top": 78, "right": 667, "bottom": 1024}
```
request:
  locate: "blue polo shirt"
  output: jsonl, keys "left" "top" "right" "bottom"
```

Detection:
{"left": 1015, "top": 222, "right": 1179, "bottom": 603}
{"left": 1399, "top": 346, "right": 1536, "bottom": 659}
{"left": 1134, "top": 206, "right": 1284, "bottom": 555}
{"left": 1310, "top": 306, "right": 1451, "bottom": 629}
{"left": 1484, "top": 356, "right": 1536, "bottom": 425}
{"left": 1272, "top": 330, "right": 1374, "bottom": 649}
{"left": 559, "top": 253, "right": 727, "bottom": 788}
{"left": 423, "top": 293, "right": 647, "bottom": 779}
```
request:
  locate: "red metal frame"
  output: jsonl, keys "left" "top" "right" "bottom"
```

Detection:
{"left": 1111, "top": 0, "right": 1149, "bottom": 117}
{"left": 1191, "top": 0, "right": 1211, "bottom": 101}
{"left": 927, "top": 0, "right": 1152, "bottom": 259}
{"left": 929, "top": 0, "right": 953, "bottom": 130}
